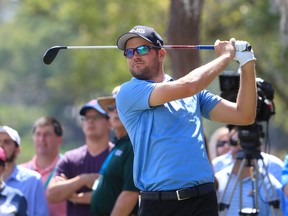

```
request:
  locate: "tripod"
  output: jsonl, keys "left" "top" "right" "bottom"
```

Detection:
{"left": 218, "top": 150, "right": 282, "bottom": 216}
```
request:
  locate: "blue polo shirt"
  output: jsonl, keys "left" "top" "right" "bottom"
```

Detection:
{"left": 116, "top": 75, "right": 221, "bottom": 191}
{"left": 5, "top": 165, "right": 49, "bottom": 216}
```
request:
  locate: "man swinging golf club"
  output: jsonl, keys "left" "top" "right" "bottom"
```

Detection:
{"left": 115, "top": 25, "right": 257, "bottom": 216}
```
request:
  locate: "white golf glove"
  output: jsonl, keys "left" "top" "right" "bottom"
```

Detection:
{"left": 230, "top": 38, "right": 256, "bottom": 67}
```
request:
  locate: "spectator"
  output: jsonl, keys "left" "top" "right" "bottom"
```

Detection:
{"left": 0, "top": 146, "right": 28, "bottom": 216}
{"left": 212, "top": 126, "right": 284, "bottom": 182}
{"left": 47, "top": 99, "right": 113, "bottom": 216}
{"left": 115, "top": 25, "right": 256, "bottom": 215}
{"left": 21, "top": 116, "right": 66, "bottom": 216}
{"left": 282, "top": 154, "right": 288, "bottom": 215}
{"left": 90, "top": 86, "right": 139, "bottom": 216}
{"left": 208, "top": 126, "right": 231, "bottom": 160}
{"left": 0, "top": 125, "right": 49, "bottom": 216}
{"left": 215, "top": 127, "right": 282, "bottom": 216}
{"left": 215, "top": 155, "right": 282, "bottom": 216}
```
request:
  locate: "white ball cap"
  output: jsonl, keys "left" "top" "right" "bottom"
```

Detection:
{"left": 0, "top": 126, "right": 21, "bottom": 146}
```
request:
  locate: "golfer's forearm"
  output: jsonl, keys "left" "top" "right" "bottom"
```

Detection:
{"left": 236, "top": 62, "right": 257, "bottom": 123}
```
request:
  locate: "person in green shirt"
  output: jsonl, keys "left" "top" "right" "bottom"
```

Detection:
{"left": 91, "top": 86, "right": 139, "bottom": 216}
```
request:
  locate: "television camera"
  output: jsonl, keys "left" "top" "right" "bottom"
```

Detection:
{"left": 218, "top": 72, "right": 281, "bottom": 215}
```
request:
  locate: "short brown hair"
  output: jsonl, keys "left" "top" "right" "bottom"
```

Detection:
{"left": 33, "top": 116, "right": 63, "bottom": 137}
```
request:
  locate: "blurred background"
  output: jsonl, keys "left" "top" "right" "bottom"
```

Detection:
{"left": 0, "top": 0, "right": 287, "bottom": 163}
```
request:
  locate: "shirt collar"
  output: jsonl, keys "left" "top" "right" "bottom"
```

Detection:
{"left": 30, "top": 154, "right": 61, "bottom": 174}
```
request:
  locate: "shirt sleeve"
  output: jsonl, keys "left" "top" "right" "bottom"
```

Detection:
{"left": 55, "top": 154, "right": 69, "bottom": 177}
{"left": 199, "top": 89, "right": 221, "bottom": 119}
{"left": 117, "top": 79, "right": 156, "bottom": 112}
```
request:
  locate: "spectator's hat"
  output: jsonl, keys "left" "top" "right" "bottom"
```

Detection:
{"left": 0, "top": 126, "right": 21, "bottom": 146}
{"left": 98, "top": 86, "right": 120, "bottom": 113}
{"left": 79, "top": 99, "right": 109, "bottom": 118}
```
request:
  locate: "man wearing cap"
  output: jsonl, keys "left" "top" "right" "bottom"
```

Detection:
{"left": 90, "top": 86, "right": 139, "bottom": 216}
{"left": 0, "top": 125, "right": 49, "bottom": 216}
{"left": 21, "top": 116, "right": 66, "bottom": 216}
{"left": 0, "top": 146, "right": 28, "bottom": 216}
{"left": 115, "top": 25, "right": 257, "bottom": 215}
{"left": 47, "top": 99, "right": 113, "bottom": 216}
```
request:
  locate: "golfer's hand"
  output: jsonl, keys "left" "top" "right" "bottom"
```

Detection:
{"left": 231, "top": 38, "right": 256, "bottom": 67}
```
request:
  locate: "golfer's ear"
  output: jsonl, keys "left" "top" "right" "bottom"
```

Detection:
{"left": 159, "top": 48, "right": 166, "bottom": 60}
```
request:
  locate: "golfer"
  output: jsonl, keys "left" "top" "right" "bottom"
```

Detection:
{"left": 116, "top": 25, "right": 257, "bottom": 216}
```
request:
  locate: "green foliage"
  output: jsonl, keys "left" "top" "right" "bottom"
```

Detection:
{"left": 0, "top": 0, "right": 170, "bottom": 153}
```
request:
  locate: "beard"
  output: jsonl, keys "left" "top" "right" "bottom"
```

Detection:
{"left": 129, "top": 57, "right": 161, "bottom": 80}
{"left": 5, "top": 149, "right": 17, "bottom": 163}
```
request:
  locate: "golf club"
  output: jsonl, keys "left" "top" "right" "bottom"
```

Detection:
{"left": 43, "top": 45, "right": 214, "bottom": 65}
{"left": 43, "top": 44, "right": 251, "bottom": 65}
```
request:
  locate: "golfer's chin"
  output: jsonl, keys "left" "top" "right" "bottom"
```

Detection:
{"left": 131, "top": 71, "right": 148, "bottom": 80}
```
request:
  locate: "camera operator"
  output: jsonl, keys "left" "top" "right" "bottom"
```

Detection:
{"left": 212, "top": 125, "right": 284, "bottom": 182}
{"left": 215, "top": 127, "right": 283, "bottom": 215}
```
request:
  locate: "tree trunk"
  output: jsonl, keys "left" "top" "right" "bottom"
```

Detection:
{"left": 167, "top": 0, "right": 204, "bottom": 79}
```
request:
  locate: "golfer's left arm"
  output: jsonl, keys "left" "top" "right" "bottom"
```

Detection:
{"left": 210, "top": 60, "right": 257, "bottom": 125}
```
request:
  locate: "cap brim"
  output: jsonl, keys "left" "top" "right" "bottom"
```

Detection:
{"left": 117, "top": 33, "right": 153, "bottom": 50}
{"left": 98, "top": 96, "right": 116, "bottom": 113}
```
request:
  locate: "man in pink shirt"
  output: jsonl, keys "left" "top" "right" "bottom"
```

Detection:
{"left": 21, "top": 116, "right": 66, "bottom": 216}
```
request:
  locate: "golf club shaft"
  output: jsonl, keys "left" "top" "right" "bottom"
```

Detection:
{"left": 43, "top": 45, "right": 215, "bottom": 65}
{"left": 48, "top": 44, "right": 252, "bottom": 50}
{"left": 51, "top": 45, "right": 215, "bottom": 50}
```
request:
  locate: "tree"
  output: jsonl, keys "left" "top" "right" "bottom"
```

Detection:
{"left": 167, "top": 0, "right": 203, "bottom": 79}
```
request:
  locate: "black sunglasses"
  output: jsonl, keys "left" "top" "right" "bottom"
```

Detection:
{"left": 216, "top": 140, "right": 229, "bottom": 148}
{"left": 124, "top": 45, "right": 161, "bottom": 59}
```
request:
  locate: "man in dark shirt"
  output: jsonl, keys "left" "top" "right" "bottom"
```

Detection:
{"left": 47, "top": 99, "right": 113, "bottom": 216}
{"left": 91, "top": 86, "right": 139, "bottom": 216}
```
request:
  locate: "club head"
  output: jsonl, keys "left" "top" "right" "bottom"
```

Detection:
{"left": 43, "top": 46, "right": 67, "bottom": 65}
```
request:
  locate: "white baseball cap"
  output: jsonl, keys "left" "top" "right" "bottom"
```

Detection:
{"left": 0, "top": 126, "right": 21, "bottom": 146}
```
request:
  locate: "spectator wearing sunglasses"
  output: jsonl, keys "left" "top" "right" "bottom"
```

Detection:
{"left": 90, "top": 86, "right": 139, "bottom": 216}
{"left": 115, "top": 25, "right": 257, "bottom": 216}
{"left": 214, "top": 127, "right": 284, "bottom": 215}
{"left": 212, "top": 126, "right": 284, "bottom": 182}
{"left": 208, "top": 126, "right": 231, "bottom": 160}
